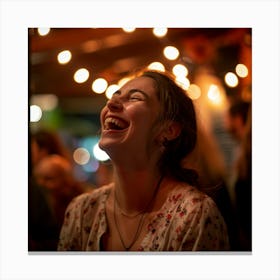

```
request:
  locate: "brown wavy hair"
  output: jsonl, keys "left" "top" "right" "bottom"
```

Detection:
{"left": 139, "top": 70, "right": 199, "bottom": 186}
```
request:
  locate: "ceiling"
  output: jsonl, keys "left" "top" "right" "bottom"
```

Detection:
{"left": 29, "top": 28, "right": 251, "bottom": 116}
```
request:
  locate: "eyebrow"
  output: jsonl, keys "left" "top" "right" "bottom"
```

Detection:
{"left": 114, "top": 88, "right": 149, "bottom": 98}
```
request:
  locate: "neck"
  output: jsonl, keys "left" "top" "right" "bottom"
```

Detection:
{"left": 113, "top": 165, "right": 162, "bottom": 213}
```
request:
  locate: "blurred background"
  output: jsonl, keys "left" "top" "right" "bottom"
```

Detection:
{"left": 29, "top": 27, "right": 252, "bottom": 188}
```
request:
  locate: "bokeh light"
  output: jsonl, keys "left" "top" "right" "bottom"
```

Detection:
{"left": 73, "top": 147, "right": 90, "bottom": 165}
{"left": 106, "top": 84, "right": 120, "bottom": 99}
{"left": 74, "top": 68, "right": 90, "bottom": 83}
{"left": 30, "top": 105, "right": 42, "bottom": 122}
{"left": 148, "top": 62, "right": 165, "bottom": 72}
{"left": 37, "top": 28, "right": 50, "bottom": 36}
{"left": 57, "top": 50, "right": 72, "bottom": 64}
{"left": 235, "top": 63, "right": 248, "bottom": 78}
{"left": 163, "top": 46, "right": 179, "bottom": 60}
{"left": 122, "top": 27, "right": 136, "bottom": 33}
{"left": 31, "top": 94, "right": 58, "bottom": 111}
{"left": 187, "top": 84, "right": 201, "bottom": 100}
{"left": 118, "top": 77, "right": 131, "bottom": 87}
{"left": 175, "top": 76, "right": 190, "bottom": 90}
{"left": 153, "top": 28, "right": 168, "bottom": 37}
{"left": 172, "top": 64, "right": 188, "bottom": 77}
{"left": 224, "top": 72, "right": 239, "bottom": 87}
{"left": 92, "top": 78, "right": 108, "bottom": 94}
{"left": 207, "top": 84, "right": 223, "bottom": 105}
{"left": 93, "top": 143, "right": 110, "bottom": 161}
{"left": 82, "top": 159, "right": 99, "bottom": 173}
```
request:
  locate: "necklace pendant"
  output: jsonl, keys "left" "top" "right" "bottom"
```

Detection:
{"left": 113, "top": 175, "right": 164, "bottom": 251}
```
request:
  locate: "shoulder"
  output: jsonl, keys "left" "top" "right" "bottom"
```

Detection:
{"left": 168, "top": 181, "right": 211, "bottom": 206}
{"left": 168, "top": 182, "right": 230, "bottom": 250}
{"left": 167, "top": 181, "right": 222, "bottom": 219}
{"left": 65, "top": 183, "right": 113, "bottom": 213}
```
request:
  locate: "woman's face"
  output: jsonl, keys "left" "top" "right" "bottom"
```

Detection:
{"left": 99, "top": 76, "right": 162, "bottom": 160}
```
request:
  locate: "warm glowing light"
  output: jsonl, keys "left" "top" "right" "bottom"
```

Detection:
{"left": 42, "top": 94, "right": 58, "bottom": 110}
{"left": 74, "top": 68, "right": 89, "bottom": 83}
{"left": 175, "top": 76, "right": 190, "bottom": 90}
{"left": 153, "top": 28, "right": 168, "bottom": 37}
{"left": 93, "top": 143, "right": 110, "bottom": 161}
{"left": 30, "top": 105, "right": 42, "bottom": 122}
{"left": 37, "top": 28, "right": 50, "bottom": 36}
{"left": 207, "top": 84, "right": 222, "bottom": 104}
{"left": 73, "top": 147, "right": 90, "bottom": 165}
{"left": 187, "top": 84, "right": 201, "bottom": 100}
{"left": 163, "top": 46, "right": 179, "bottom": 60}
{"left": 122, "top": 27, "right": 136, "bottom": 33}
{"left": 172, "top": 64, "right": 188, "bottom": 77}
{"left": 224, "top": 72, "right": 239, "bottom": 87}
{"left": 92, "top": 78, "right": 108, "bottom": 94}
{"left": 118, "top": 77, "right": 131, "bottom": 87}
{"left": 235, "top": 63, "right": 248, "bottom": 78}
{"left": 57, "top": 50, "right": 72, "bottom": 64}
{"left": 31, "top": 94, "right": 58, "bottom": 111}
{"left": 147, "top": 62, "right": 165, "bottom": 72}
{"left": 106, "top": 84, "right": 120, "bottom": 99}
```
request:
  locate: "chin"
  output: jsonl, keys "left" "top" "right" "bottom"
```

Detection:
{"left": 98, "top": 139, "right": 109, "bottom": 152}
{"left": 98, "top": 138, "right": 118, "bottom": 155}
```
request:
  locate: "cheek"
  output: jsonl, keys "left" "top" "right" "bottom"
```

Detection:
{"left": 100, "top": 107, "right": 107, "bottom": 126}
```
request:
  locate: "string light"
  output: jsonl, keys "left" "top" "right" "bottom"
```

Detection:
{"left": 235, "top": 63, "right": 248, "bottom": 78}
{"left": 57, "top": 50, "right": 72, "bottom": 64}
{"left": 175, "top": 76, "right": 190, "bottom": 90}
{"left": 92, "top": 78, "right": 108, "bottom": 94}
{"left": 106, "top": 84, "right": 120, "bottom": 99}
{"left": 37, "top": 28, "right": 50, "bottom": 36}
{"left": 148, "top": 62, "right": 165, "bottom": 72}
{"left": 74, "top": 68, "right": 89, "bottom": 83}
{"left": 163, "top": 46, "right": 179, "bottom": 60}
{"left": 122, "top": 27, "right": 136, "bottom": 33}
{"left": 172, "top": 64, "right": 188, "bottom": 77}
{"left": 153, "top": 28, "right": 168, "bottom": 37}
{"left": 224, "top": 72, "right": 239, "bottom": 87}
{"left": 118, "top": 77, "right": 131, "bottom": 87}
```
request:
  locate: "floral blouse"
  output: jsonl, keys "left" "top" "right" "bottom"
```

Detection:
{"left": 57, "top": 183, "right": 230, "bottom": 251}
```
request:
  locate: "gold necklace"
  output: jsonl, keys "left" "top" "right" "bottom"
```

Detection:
{"left": 113, "top": 175, "right": 164, "bottom": 251}
{"left": 115, "top": 194, "right": 146, "bottom": 219}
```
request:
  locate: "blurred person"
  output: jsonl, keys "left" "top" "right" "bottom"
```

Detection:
{"left": 225, "top": 100, "right": 250, "bottom": 143}
{"left": 224, "top": 100, "right": 250, "bottom": 201}
{"left": 31, "top": 129, "right": 71, "bottom": 166}
{"left": 29, "top": 129, "right": 74, "bottom": 250}
{"left": 28, "top": 177, "right": 60, "bottom": 251}
{"left": 183, "top": 118, "right": 239, "bottom": 250}
{"left": 225, "top": 100, "right": 252, "bottom": 250}
{"left": 34, "top": 154, "right": 88, "bottom": 227}
{"left": 58, "top": 70, "right": 229, "bottom": 251}
{"left": 232, "top": 106, "right": 252, "bottom": 250}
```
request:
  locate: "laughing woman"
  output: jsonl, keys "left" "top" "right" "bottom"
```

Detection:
{"left": 57, "top": 70, "right": 230, "bottom": 251}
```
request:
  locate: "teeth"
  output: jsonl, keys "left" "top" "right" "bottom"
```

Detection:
{"left": 104, "top": 117, "right": 127, "bottom": 130}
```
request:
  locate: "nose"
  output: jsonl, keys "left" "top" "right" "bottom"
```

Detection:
{"left": 106, "top": 96, "right": 123, "bottom": 111}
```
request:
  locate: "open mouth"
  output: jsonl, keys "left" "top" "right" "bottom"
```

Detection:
{"left": 104, "top": 117, "right": 129, "bottom": 131}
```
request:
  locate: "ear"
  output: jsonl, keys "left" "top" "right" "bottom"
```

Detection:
{"left": 161, "top": 121, "right": 182, "bottom": 141}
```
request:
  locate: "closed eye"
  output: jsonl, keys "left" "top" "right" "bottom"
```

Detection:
{"left": 128, "top": 89, "right": 147, "bottom": 101}
{"left": 129, "top": 92, "right": 145, "bottom": 101}
{"left": 111, "top": 88, "right": 148, "bottom": 101}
